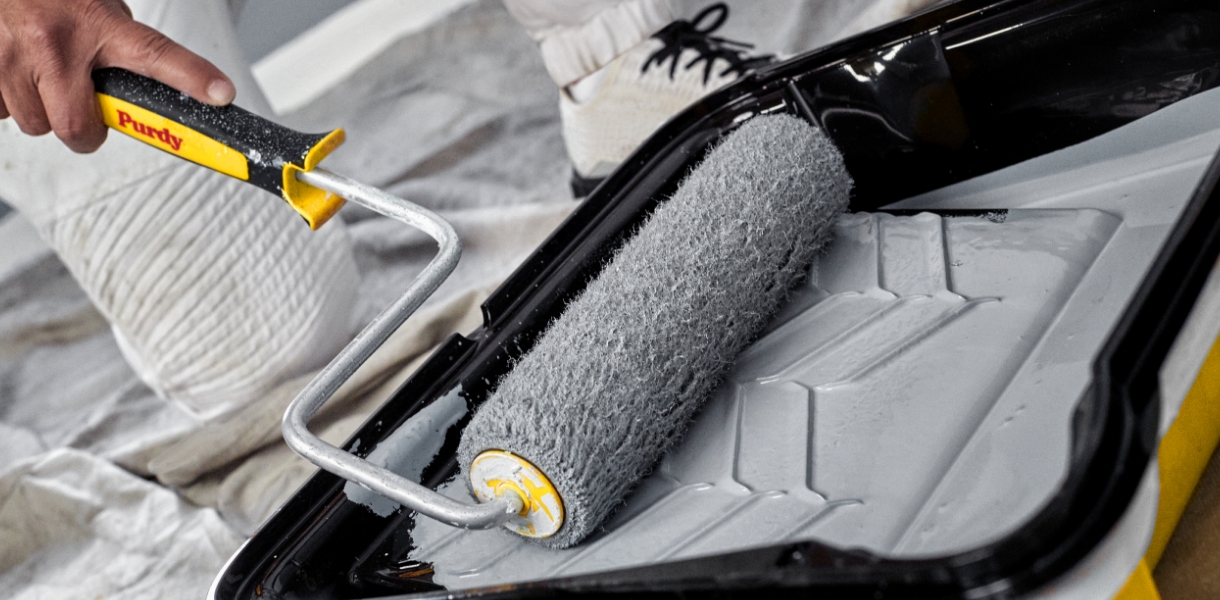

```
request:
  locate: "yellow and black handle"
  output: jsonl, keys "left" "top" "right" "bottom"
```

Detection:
{"left": 92, "top": 68, "right": 346, "bottom": 229}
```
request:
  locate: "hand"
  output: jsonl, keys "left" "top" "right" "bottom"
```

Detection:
{"left": 0, "top": 0, "right": 235, "bottom": 153}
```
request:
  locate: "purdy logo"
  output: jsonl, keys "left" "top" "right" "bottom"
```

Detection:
{"left": 116, "top": 110, "right": 184, "bottom": 151}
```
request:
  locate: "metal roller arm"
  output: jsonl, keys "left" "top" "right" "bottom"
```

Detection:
{"left": 281, "top": 167, "right": 523, "bottom": 529}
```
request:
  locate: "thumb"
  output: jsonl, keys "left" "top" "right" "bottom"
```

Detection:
{"left": 97, "top": 19, "right": 236, "bottom": 106}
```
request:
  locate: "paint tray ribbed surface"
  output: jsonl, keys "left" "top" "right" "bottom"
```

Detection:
{"left": 401, "top": 208, "right": 1116, "bottom": 587}
{"left": 360, "top": 87, "right": 1220, "bottom": 589}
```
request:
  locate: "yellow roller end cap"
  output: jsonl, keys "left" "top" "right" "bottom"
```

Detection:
{"left": 470, "top": 450, "right": 564, "bottom": 538}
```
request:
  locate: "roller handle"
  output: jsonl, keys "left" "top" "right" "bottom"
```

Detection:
{"left": 92, "top": 68, "right": 347, "bottom": 229}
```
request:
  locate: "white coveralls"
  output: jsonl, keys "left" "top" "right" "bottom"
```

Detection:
{"left": 0, "top": 0, "right": 672, "bottom": 419}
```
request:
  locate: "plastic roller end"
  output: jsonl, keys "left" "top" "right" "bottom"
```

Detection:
{"left": 470, "top": 450, "right": 564, "bottom": 538}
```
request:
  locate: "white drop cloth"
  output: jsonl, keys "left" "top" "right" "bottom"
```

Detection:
{"left": 0, "top": 1, "right": 971, "bottom": 598}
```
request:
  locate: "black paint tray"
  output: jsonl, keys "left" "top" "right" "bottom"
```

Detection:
{"left": 210, "top": 0, "right": 1220, "bottom": 597}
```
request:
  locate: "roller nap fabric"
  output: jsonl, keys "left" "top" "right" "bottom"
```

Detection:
{"left": 458, "top": 113, "right": 853, "bottom": 548}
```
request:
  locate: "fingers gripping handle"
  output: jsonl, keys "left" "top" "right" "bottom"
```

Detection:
{"left": 92, "top": 68, "right": 346, "bottom": 229}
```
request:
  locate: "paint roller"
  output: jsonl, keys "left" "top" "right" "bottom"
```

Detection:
{"left": 459, "top": 113, "right": 852, "bottom": 547}
{"left": 93, "top": 68, "right": 851, "bottom": 548}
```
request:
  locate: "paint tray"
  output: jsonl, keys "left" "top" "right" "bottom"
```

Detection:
{"left": 210, "top": 0, "right": 1220, "bottom": 597}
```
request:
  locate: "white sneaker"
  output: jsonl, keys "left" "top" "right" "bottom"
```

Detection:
{"left": 561, "top": 3, "right": 774, "bottom": 196}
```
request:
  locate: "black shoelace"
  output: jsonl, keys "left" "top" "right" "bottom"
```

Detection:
{"left": 643, "top": 3, "right": 775, "bottom": 86}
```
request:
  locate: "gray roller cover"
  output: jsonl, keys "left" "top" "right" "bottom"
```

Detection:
{"left": 458, "top": 113, "right": 853, "bottom": 548}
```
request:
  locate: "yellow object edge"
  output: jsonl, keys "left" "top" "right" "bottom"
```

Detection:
{"left": 282, "top": 129, "right": 347, "bottom": 230}
{"left": 1107, "top": 335, "right": 1220, "bottom": 599}
{"left": 1145, "top": 337, "right": 1220, "bottom": 570}
{"left": 97, "top": 93, "right": 250, "bottom": 181}
{"left": 1115, "top": 560, "right": 1162, "bottom": 600}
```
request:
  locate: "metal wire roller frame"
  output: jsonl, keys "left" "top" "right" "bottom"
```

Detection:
{"left": 280, "top": 168, "right": 526, "bottom": 529}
